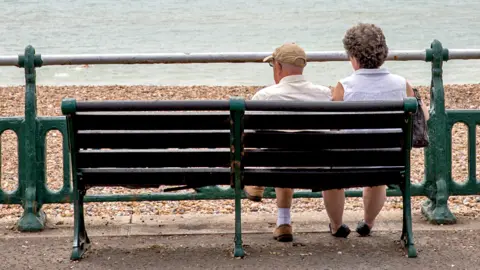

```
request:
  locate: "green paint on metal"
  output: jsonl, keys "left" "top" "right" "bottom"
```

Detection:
{"left": 36, "top": 117, "right": 72, "bottom": 204}
{"left": 425, "top": 48, "right": 433, "bottom": 62}
{"left": 230, "top": 97, "right": 245, "bottom": 112}
{"left": 61, "top": 99, "right": 77, "bottom": 115}
{"left": 230, "top": 97, "right": 245, "bottom": 258}
{"left": 404, "top": 97, "right": 418, "bottom": 114}
{"left": 445, "top": 111, "right": 480, "bottom": 194}
{"left": 77, "top": 185, "right": 426, "bottom": 202}
{"left": 17, "top": 53, "right": 42, "bottom": 68}
{"left": 34, "top": 55, "right": 43, "bottom": 67}
{"left": 17, "top": 45, "right": 46, "bottom": 232}
{"left": 401, "top": 111, "right": 417, "bottom": 257}
{"left": 421, "top": 40, "right": 457, "bottom": 225}
{"left": 17, "top": 55, "right": 25, "bottom": 68}
{"left": 67, "top": 111, "right": 91, "bottom": 260}
{"left": 0, "top": 118, "right": 24, "bottom": 205}
{"left": 443, "top": 48, "right": 449, "bottom": 61}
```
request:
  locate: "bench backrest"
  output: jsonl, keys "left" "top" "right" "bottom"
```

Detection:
{"left": 239, "top": 99, "right": 417, "bottom": 190}
{"left": 62, "top": 100, "right": 234, "bottom": 188}
{"left": 62, "top": 98, "right": 417, "bottom": 191}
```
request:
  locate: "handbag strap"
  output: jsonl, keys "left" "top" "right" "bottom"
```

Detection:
{"left": 412, "top": 88, "right": 423, "bottom": 105}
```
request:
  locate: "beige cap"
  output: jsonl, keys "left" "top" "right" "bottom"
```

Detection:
{"left": 263, "top": 43, "right": 307, "bottom": 67}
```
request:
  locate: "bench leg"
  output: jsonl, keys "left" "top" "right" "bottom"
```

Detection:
{"left": 71, "top": 189, "right": 90, "bottom": 260}
{"left": 233, "top": 179, "right": 245, "bottom": 257}
{"left": 401, "top": 182, "right": 417, "bottom": 258}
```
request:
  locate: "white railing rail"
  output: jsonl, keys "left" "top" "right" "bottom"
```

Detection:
{"left": 1, "top": 49, "right": 480, "bottom": 66}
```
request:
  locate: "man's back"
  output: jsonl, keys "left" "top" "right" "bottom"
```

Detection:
{"left": 245, "top": 43, "right": 332, "bottom": 243}
{"left": 252, "top": 75, "right": 331, "bottom": 101}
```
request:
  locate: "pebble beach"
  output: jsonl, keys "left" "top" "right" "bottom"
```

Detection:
{"left": 0, "top": 84, "right": 479, "bottom": 220}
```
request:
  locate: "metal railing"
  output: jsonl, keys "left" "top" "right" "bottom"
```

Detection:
{"left": 0, "top": 49, "right": 479, "bottom": 67}
{"left": 0, "top": 40, "right": 478, "bottom": 231}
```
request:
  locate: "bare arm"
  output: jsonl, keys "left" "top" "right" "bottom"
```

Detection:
{"left": 332, "top": 82, "right": 345, "bottom": 101}
{"left": 406, "top": 81, "right": 415, "bottom": 97}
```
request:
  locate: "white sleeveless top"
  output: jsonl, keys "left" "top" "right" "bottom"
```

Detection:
{"left": 340, "top": 68, "right": 407, "bottom": 102}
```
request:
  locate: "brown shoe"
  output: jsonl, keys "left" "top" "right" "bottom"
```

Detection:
{"left": 273, "top": 224, "right": 293, "bottom": 242}
{"left": 244, "top": 186, "right": 265, "bottom": 202}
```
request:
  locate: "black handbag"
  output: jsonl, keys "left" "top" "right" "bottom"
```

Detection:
{"left": 412, "top": 88, "right": 429, "bottom": 148}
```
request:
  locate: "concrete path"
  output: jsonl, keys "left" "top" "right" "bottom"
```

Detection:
{"left": 1, "top": 210, "right": 479, "bottom": 269}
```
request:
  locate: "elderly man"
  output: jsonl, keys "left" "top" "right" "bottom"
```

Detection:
{"left": 245, "top": 43, "right": 331, "bottom": 242}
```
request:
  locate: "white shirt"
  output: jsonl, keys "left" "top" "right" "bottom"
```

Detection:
{"left": 340, "top": 68, "right": 407, "bottom": 102}
{"left": 252, "top": 75, "right": 331, "bottom": 101}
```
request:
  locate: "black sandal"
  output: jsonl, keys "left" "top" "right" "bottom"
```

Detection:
{"left": 356, "top": 220, "right": 371, "bottom": 237}
{"left": 329, "top": 224, "right": 351, "bottom": 238}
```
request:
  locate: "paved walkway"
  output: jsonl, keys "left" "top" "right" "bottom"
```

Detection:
{"left": 1, "top": 210, "right": 479, "bottom": 269}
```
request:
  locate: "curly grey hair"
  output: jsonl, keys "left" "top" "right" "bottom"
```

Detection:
{"left": 342, "top": 23, "right": 389, "bottom": 69}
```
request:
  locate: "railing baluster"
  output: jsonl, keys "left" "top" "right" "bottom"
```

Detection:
{"left": 467, "top": 122, "right": 477, "bottom": 188}
{"left": 422, "top": 40, "right": 457, "bottom": 225}
{"left": 17, "top": 45, "right": 45, "bottom": 231}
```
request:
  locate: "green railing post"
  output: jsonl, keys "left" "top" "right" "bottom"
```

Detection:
{"left": 17, "top": 45, "right": 46, "bottom": 231}
{"left": 421, "top": 40, "right": 457, "bottom": 224}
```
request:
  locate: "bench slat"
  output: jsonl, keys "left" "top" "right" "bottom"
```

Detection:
{"left": 76, "top": 130, "right": 403, "bottom": 149}
{"left": 73, "top": 112, "right": 405, "bottom": 131}
{"left": 245, "top": 100, "right": 407, "bottom": 112}
{"left": 78, "top": 167, "right": 403, "bottom": 190}
{"left": 76, "top": 131, "right": 229, "bottom": 149}
{"left": 72, "top": 99, "right": 408, "bottom": 112}
{"left": 242, "top": 167, "right": 404, "bottom": 190}
{"left": 75, "top": 113, "right": 231, "bottom": 130}
{"left": 244, "top": 112, "right": 405, "bottom": 130}
{"left": 244, "top": 130, "right": 404, "bottom": 149}
{"left": 79, "top": 168, "right": 231, "bottom": 187}
{"left": 78, "top": 149, "right": 230, "bottom": 168}
{"left": 75, "top": 100, "right": 231, "bottom": 112}
{"left": 77, "top": 148, "right": 404, "bottom": 168}
{"left": 244, "top": 149, "right": 404, "bottom": 167}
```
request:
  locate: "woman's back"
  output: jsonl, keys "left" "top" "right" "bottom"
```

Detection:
{"left": 341, "top": 68, "right": 407, "bottom": 102}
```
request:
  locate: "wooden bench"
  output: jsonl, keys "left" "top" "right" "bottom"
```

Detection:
{"left": 62, "top": 97, "right": 418, "bottom": 260}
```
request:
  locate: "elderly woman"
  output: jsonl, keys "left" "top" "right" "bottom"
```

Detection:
{"left": 325, "top": 23, "right": 423, "bottom": 238}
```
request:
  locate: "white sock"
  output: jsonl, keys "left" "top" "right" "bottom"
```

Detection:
{"left": 277, "top": 208, "right": 291, "bottom": 226}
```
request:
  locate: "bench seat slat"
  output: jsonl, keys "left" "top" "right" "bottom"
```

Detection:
{"left": 79, "top": 168, "right": 231, "bottom": 187}
{"left": 242, "top": 167, "right": 404, "bottom": 190}
{"left": 78, "top": 167, "right": 403, "bottom": 190}
{"left": 77, "top": 148, "right": 404, "bottom": 168}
